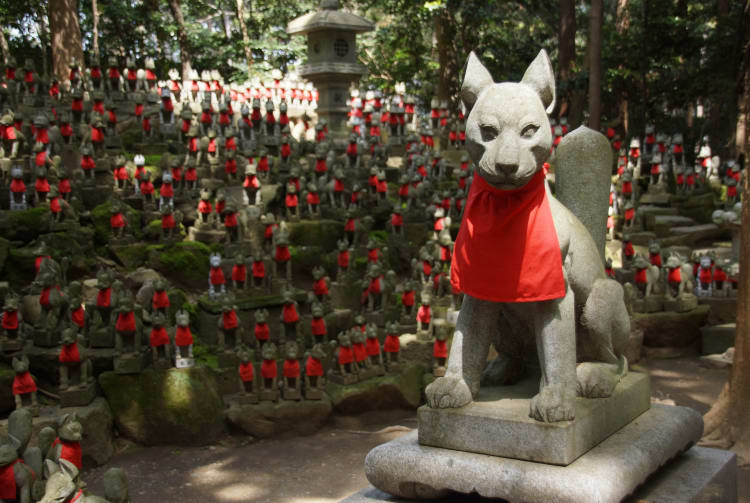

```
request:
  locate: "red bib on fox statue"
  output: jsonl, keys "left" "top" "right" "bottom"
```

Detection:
{"left": 451, "top": 171, "right": 565, "bottom": 302}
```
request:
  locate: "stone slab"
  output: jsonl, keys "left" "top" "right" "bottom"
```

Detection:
{"left": 343, "top": 446, "right": 735, "bottom": 503}
{"left": 362, "top": 404, "right": 703, "bottom": 502}
{"left": 700, "top": 323, "right": 736, "bottom": 355}
{"left": 418, "top": 372, "right": 651, "bottom": 465}
{"left": 59, "top": 382, "right": 97, "bottom": 408}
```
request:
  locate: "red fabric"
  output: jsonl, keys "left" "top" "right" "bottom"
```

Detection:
{"left": 440, "top": 245, "right": 451, "bottom": 262}
{"left": 285, "top": 194, "right": 298, "bottom": 208}
{"left": 110, "top": 213, "right": 125, "bottom": 228}
{"left": 650, "top": 164, "right": 660, "bottom": 175}
{"left": 676, "top": 174, "right": 684, "bottom": 185}
{"left": 699, "top": 268, "right": 713, "bottom": 284}
{"left": 649, "top": 253, "right": 662, "bottom": 267}
{"left": 634, "top": 268, "right": 648, "bottom": 284}
{"left": 108, "top": 68, "right": 120, "bottom": 78}
{"left": 201, "top": 111, "right": 212, "bottom": 124}
{"left": 97, "top": 288, "right": 111, "bottom": 307}
{"left": 93, "top": 101, "right": 105, "bottom": 114}
{"left": 239, "top": 362, "right": 254, "bottom": 382}
{"left": 53, "top": 438, "right": 82, "bottom": 469}
{"left": 225, "top": 137, "right": 236, "bottom": 151}
{"left": 222, "top": 310, "right": 238, "bottom": 330}
{"left": 150, "top": 326, "right": 169, "bottom": 347}
{"left": 280, "top": 143, "right": 291, "bottom": 158}
{"left": 668, "top": 268, "right": 681, "bottom": 284}
{"left": 275, "top": 245, "right": 291, "bottom": 262}
{"left": 13, "top": 371, "right": 36, "bottom": 395}
{"left": 210, "top": 267, "right": 225, "bottom": 286}
{"left": 207, "top": 139, "right": 216, "bottom": 153}
{"left": 185, "top": 168, "right": 197, "bottom": 182}
{"left": 313, "top": 278, "right": 329, "bottom": 296}
{"left": 629, "top": 148, "right": 639, "bottom": 159}
{"left": 69, "top": 306, "right": 85, "bottom": 328}
{"left": 433, "top": 339, "right": 448, "bottom": 358}
{"left": 605, "top": 267, "right": 615, "bottom": 278}
{"left": 10, "top": 179, "right": 25, "bottom": 193}
{"left": 369, "top": 277, "right": 382, "bottom": 294}
{"left": 59, "top": 179, "right": 71, "bottom": 194}
{"left": 152, "top": 290, "right": 170, "bottom": 309}
{"left": 35, "top": 177, "right": 50, "bottom": 193}
{"left": 264, "top": 224, "right": 277, "bottom": 239}
{"left": 3, "top": 125, "right": 16, "bottom": 140}
{"left": 625, "top": 208, "right": 635, "bottom": 221}
{"left": 176, "top": 326, "right": 194, "bottom": 346}
{"left": 451, "top": 171, "right": 564, "bottom": 302}
{"left": 59, "top": 343, "right": 81, "bottom": 363}
{"left": 383, "top": 334, "right": 400, "bottom": 353}
{"left": 307, "top": 192, "right": 320, "bottom": 205}
{"left": 261, "top": 360, "right": 277, "bottom": 379}
{"left": 368, "top": 249, "right": 379, "bottom": 263}
{"left": 422, "top": 261, "right": 432, "bottom": 276}
{"left": 232, "top": 264, "right": 246, "bottom": 282}
{"left": 338, "top": 250, "right": 350, "bottom": 268}
{"left": 391, "top": 213, "right": 403, "bottom": 226}
{"left": 265, "top": 112, "right": 275, "bottom": 124}
{"left": 622, "top": 181, "right": 632, "bottom": 195}
{"left": 377, "top": 180, "right": 388, "bottom": 193}
{"left": 116, "top": 311, "right": 136, "bottom": 332}
{"left": 40, "top": 286, "right": 58, "bottom": 307}
{"left": 252, "top": 261, "right": 265, "bottom": 279}
{"left": 346, "top": 142, "right": 358, "bottom": 156}
{"left": 687, "top": 174, "right": 695, "bottom": 186}
{"left": 283, "top": 359, "right": 300, "bottom": 378}
{"left": 160, "top": 183, "right": 174, "bottom": 198}
{"left": 353, "top": 343, "right": 367, "bottom": 362}
{"left": 0, "top": 459, "right": 18, "bottom": 499}
{"left": 283, "top": 303, "right": 299, "bottom": 323}
{"left": 224, "top": 213, "right": 238, "bottom": 227}
{"left": 198, "top": 200, "right": 212, "bottom": 214}
{"left": 673, "top": 145, "right": 683, "bottom": 154}
{"left": 311, "top": 317, "right": 327, "bottom": 336}
{"left": 366, "top": 337, "right": 380, "bottom": 356}
{"left": 254, "top": 323, "right": 269, "bottom": 341}
{"left": 162, "top": 98, "right": 174, "bottom": 112}
{"left": 219, "top": 112, "right": 231, "bottom": 125}
{"left": 335, "top": 179, "right": 345, "bottom": 192}
{"left": 225, "top": 159, "right": 237, "bottom": 174}
{"left": 728, "top": 186, "right": 738, "bottom": 197}
{"left": 398, "top": 184, "right": 410, "bottom": 197}
{"left": 2, "top": 310, "right": 18, "bottom": 330}
{"left": 417, "top": 305, "right": 431, "bottom": 324}
{"left": 140, "top": 181, "right": 154, "bottom": 194}
{"left": 624, "top": 242, "right": 635, "bottom": 257}
{"left": 306, "top": 357, "right": 324, "bottom": 377}
{"left": 315, "top": 159, "right": 327, "bottom": 173}
{"left": 134, "top": 104, "right": 143, "bottom": 116}
{"left": 402, "top": 291, "right": 415, "bottom": 307}
{"left": 35, "top": 128, "right": 49, "bottom": 144}
{"left": 60, "top": 124, "right": 73, "bottom": 137}
{"left": 80, "top": 156, "right": 95, "bottom": 172}
{"left": 338, "top": 346, "right": 354, "bottom": 365}
{"left": 257, "top": 157, "right": 269, "bottom": 172}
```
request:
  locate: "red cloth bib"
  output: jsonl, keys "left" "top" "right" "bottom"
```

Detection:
{"left": 244, "top": 175, "right": 260, "bottom": 189}
{"left": 40, "top": 286, "right": 59, "bottom": 307}
{"left": 239, "top": 362, "right": 254, "bottom": 382}
{"left": 160, "top": 183, "right": 174, "bottom": 198}
{"left": 261, "top": 360, "right": 277, "bottom": 379}
{"left": 668, "top": 267, "right": 681, "bottom": 283}
{"left": 353, "top": 343, "right": 367, "bottom": 362}
{"left": 699, "top": 268, "right": 713, "bottom": 284}
{"left": 338, "top": 346, "right": 353, "bottom": 365}
{"left": 254, "top": 323, "right": 269, "bottom": 341}
{"left": 0, "top": 459, "right": 19, "bottom": 499}
{"left": 110, "top": 213, "right": 125, "bottom": 228}
{"left": 366, "top": 337, "right": 380, "bottom": 356}
{"left": 176, "top": 326, "right": 194, "bottom": 346}
{"left": 252, "top": 261, "right": 266, "bottom": 278}
{"left": 275, "top": 246, "right": 291, "bottom": 263}
{"left": 624, "top": 242, "right": 635, "bottom": 257}
{"left": 649, "top": 253, "right": 662, "bottom": 266}
{"left": 368, "top": 249, "right": 379, "bottom": 263}
{"left": 2, "top": 310, "right": 18, "bottom": 330}
{"left": 210, "top": 267, "right": 225, "bottom": 286}
{"left": 59, "top": 342, "right": 81, "bottom": 363}
{"left": 315, "top": 159, "right": 327, "bottom": 173}
{"left": 222, "top": 311, "right": 238, "bottom": 330}
{"left": 285, "top": 194, "right": 298, "bottom": 208}
{"left": 402, "top": 291, "right": 415, "bottom": 307}
{"left": 13, "top": 371, "right": 36, "bottom": 395}
{"left": 433, "top": 339, "right": 448, "bottom": 358}
{"left": 283, "top": 359, "right": 300, "bottom": 378}
{"left": 232, "top": 265, "right": 246, "bottom": 282}
{"left": 198, "top": 200, "right": 212, "bottom": 213}
{"left": 150, "top": 326, "right": 169, "bottom": 347}
{"left": 391, "top": 214, "right": 403, "bottom": 227}
{"left": 283, "top": 303, "right": 299, "bottom": 323}
{"left": 224, "top": 213, "right": 238, "bottom": 227}
{"left": 338, "top": 250, "right": 350, "bottom": 268}
{"left": 311, "top": 317, "right": 327, "bottom": 336}
{"left": 451, "top": 172, "right": 565, "bottom": 302}
{"left": 634, "top": 268, "right": 648, "bottom": 284}
{"left": 417, "top": 305, "right": 431, "bottom": 324}
{"left": 152, "top": 290, "right": 170, "bottom": 309}
{"left": 307, "top": 193, "right": 320, "bottom": 205}
{"left": 313, "top": 278, "right": 329, "bottom": 296}
{"left": 116, "top": 311, "right": 136, "bottom": 332}
{"left": 54, "top": 438, "right": 82, "bottom": 469}
{"left": 306, "top": 357, "right": 324, "bottom": 377}
{"left": 97, "top": 288, "right": 111, "bottom": 307}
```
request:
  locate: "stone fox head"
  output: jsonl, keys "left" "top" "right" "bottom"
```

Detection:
{"left": 461, "top": 50, "right": 555, "bottom": 190}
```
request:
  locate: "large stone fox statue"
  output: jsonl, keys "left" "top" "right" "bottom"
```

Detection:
{"left": 425, "top": 50, "right": 630, "bottom": 423}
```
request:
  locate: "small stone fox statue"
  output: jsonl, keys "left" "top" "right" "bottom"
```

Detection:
{"left": 12, "top": 355, "right": 38, "bottom": 415}
{"left": 425, "top": 49, "right": 630, "bottom": 423}
{"left": 59, "top": 327, "right": 94, "bottom": 391}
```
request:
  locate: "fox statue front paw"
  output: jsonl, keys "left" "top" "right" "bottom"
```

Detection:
{"left": 530, "top": 384, "right": 575, "bottom": 422}
{"left": 426, "top": 375, "right": 473, "bottom": 409}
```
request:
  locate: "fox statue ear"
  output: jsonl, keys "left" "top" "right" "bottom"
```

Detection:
{"left": 521, "top": 49, "right": 556, "bottom": 114}
{"left": 460, "top": 52, "right": 494, "bottom": 113}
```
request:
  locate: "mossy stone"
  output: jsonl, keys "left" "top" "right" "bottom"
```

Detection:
{"left": 325, "top": 362, "right": 426, "bottom": 414}
{"left": 145, "top": 241, "right": 210, "bottom": 289}
{"left": 287, "top": 220, "right": 344, "bottom": 251}
{"left": 98, "top": 367, "right": 224, "bottom": 445}
{"left": 0, "top": 207, "right": 50, "bottom": 243}
{"left": 91, "top": 201, "right": 142, "bottom": 245}
{"left": 110, "top": 243, "right": 149, "bottom": 269}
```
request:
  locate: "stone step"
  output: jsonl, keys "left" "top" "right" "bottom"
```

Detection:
{"left": 652, "top": 215, "right": 696, "bottom": 237}
{"left": 662, "top": 223, "right": 725, "bottom": 246}
{"left": 700, "top": 323, "right": 736, "bottom": 355}
{"left": 638, "top": 205, "right": 679, "bottom": 231}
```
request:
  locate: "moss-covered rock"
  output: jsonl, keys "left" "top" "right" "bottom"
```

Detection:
{"left": 91, "top": 201, "right": 142, "bottom": 245}
{"left": 145, "top": 241, "right": 210, "bottom": 289}
{"left": 0, "top": 206, "right": 51, "bottom": 243}
{"left": 225, "top": 395, "right": 332, "bottom": 438}
{"left": 291, "top": 246, "right": 336, "bottom": 279}
{"left": 325, "top": 362, "right": 426, "bottom": 414}
{"left": 110, "top": 243, "right": 149, "bottom": 269}
{"left": 99, "top": 367, "right": 224, "bottom": 446}
{"left": 143, "top": 219, "right": 187, "bottom": 241}
{"left": 287, "top": 220, "right": 344, "bottom": 251}
{"left": 0, "top": 237, "right": 9, "bottom": 274}
{"left": 633, "top": 304, "right": 710, "bottom": 348}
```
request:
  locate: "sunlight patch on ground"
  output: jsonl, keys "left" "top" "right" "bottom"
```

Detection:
{"left": 214, "top": 483, "right": 267, "bottom": 501}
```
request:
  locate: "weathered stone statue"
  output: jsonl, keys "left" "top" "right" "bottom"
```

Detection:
{"left": 304, "top": 343, "right": 326, "bottom": 400}
{"left": 12, "top": 355, "right": 38, "bottom": 416}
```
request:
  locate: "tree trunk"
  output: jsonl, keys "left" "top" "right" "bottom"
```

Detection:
{"left": 557, "top": 0, "right": 576, "bottom": 118}
{"left": 615, "top": 0, "right": 630, "bottom": 134}
{"left": 587, "top": 0, "right": 603, "bottom": 131}
{"left": 702, "top": 35, "right": 750, "bottom": 464}
{"left": 235, "top": 0, "right": 254, "bottom": 71}
{"left": 167, "top": 0, "right": 192, "bottom": 80}
{"left": 92, "top": 0, "right": 100, "bottom": 60}
{"left": 48, "top": 0, "right": 83, "bottom": 81}
{"left": 0, "top": 30, "right": 9, "bottom": 65}
{"left": 434, "top": 9, "right": 458, "bottom": 103}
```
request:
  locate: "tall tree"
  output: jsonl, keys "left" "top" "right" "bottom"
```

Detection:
{"left": 91, "top": 0, "right": 100, "bottom": 60}
{"left": 48, "top": 0, "right": 83, "bottom": 80}
{"left": 702, "top": 0, "right": 750, "bottom": 462}
{"left": 557, "top": 0, "right": 576, "bottom": 118}
{"left": 166, "top": 0, "right": 192, "bottom": 79}
{"left": 235, "top": 0, "right": 254, "bottom": 72}
{"left": 587, "top": 0, "right": 603, "bottom": 130}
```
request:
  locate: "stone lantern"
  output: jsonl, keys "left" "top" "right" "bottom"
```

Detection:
{"left": 287, "top": 0, "right": 374, "bottom": 134}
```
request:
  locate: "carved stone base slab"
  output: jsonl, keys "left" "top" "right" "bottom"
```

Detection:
{"left": 224, "top": 392, "right": 259, "bottom": 407}
{"left": 305, "top": 388, "right": 325, "bottom": 400}
{"left": 60, "top": 382, "right": 97, "bottom": 408}
{"left": 113, "top": 353, "right": 147, "bottom": 374}
{"left": 664, "top": 294, "right": 699, "bottom": 313}
{"left": 32, "top": 328, "right": 59, "bottom": 348}
{"left": 418, "top": 372, "right": 651, "bottom": 465}
{"left": 362, "top": 404, "right": 704, "bottom": 502}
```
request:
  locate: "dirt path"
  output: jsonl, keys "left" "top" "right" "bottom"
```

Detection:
{"left": 85, "top": 357, "right": 746, "bottom": 503}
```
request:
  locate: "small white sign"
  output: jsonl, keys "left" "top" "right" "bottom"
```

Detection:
{"left": 175, "top": 357, "right": 195, "bottom": 369}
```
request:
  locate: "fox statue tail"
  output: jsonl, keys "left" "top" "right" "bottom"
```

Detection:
{"left": 554, "top": 126, "right": 613, "bottom": 264}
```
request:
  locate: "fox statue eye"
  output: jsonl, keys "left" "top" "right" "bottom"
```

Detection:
{"left": 479, "top": 125, "right": 498, "bottom": 142}
{"left": 520, "top": 124, "right": 539, "bottom": 139}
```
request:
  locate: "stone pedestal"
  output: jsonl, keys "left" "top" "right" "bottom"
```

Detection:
{"left": 418, "top": 372, "right": 651, "bottom": 465}
{"left": 664, "top": 294, "right": 698, "bottom": 313}
{"left": 361, "top": 404, "right": 704, "bottom": 502}
{"left": 113, "top": 352, "right": 147, "bottom": 374}
{"left": 89, "top": 326, "right": 114, "bottom": 348}
{"left": 32, "top": 327, "right": 58, "bottom": 348}
{"left": 224, "top": 392, "right": 259, "bottom": 407}
{"left": 59, "top": 382, "right": 97, "bottom": 408}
